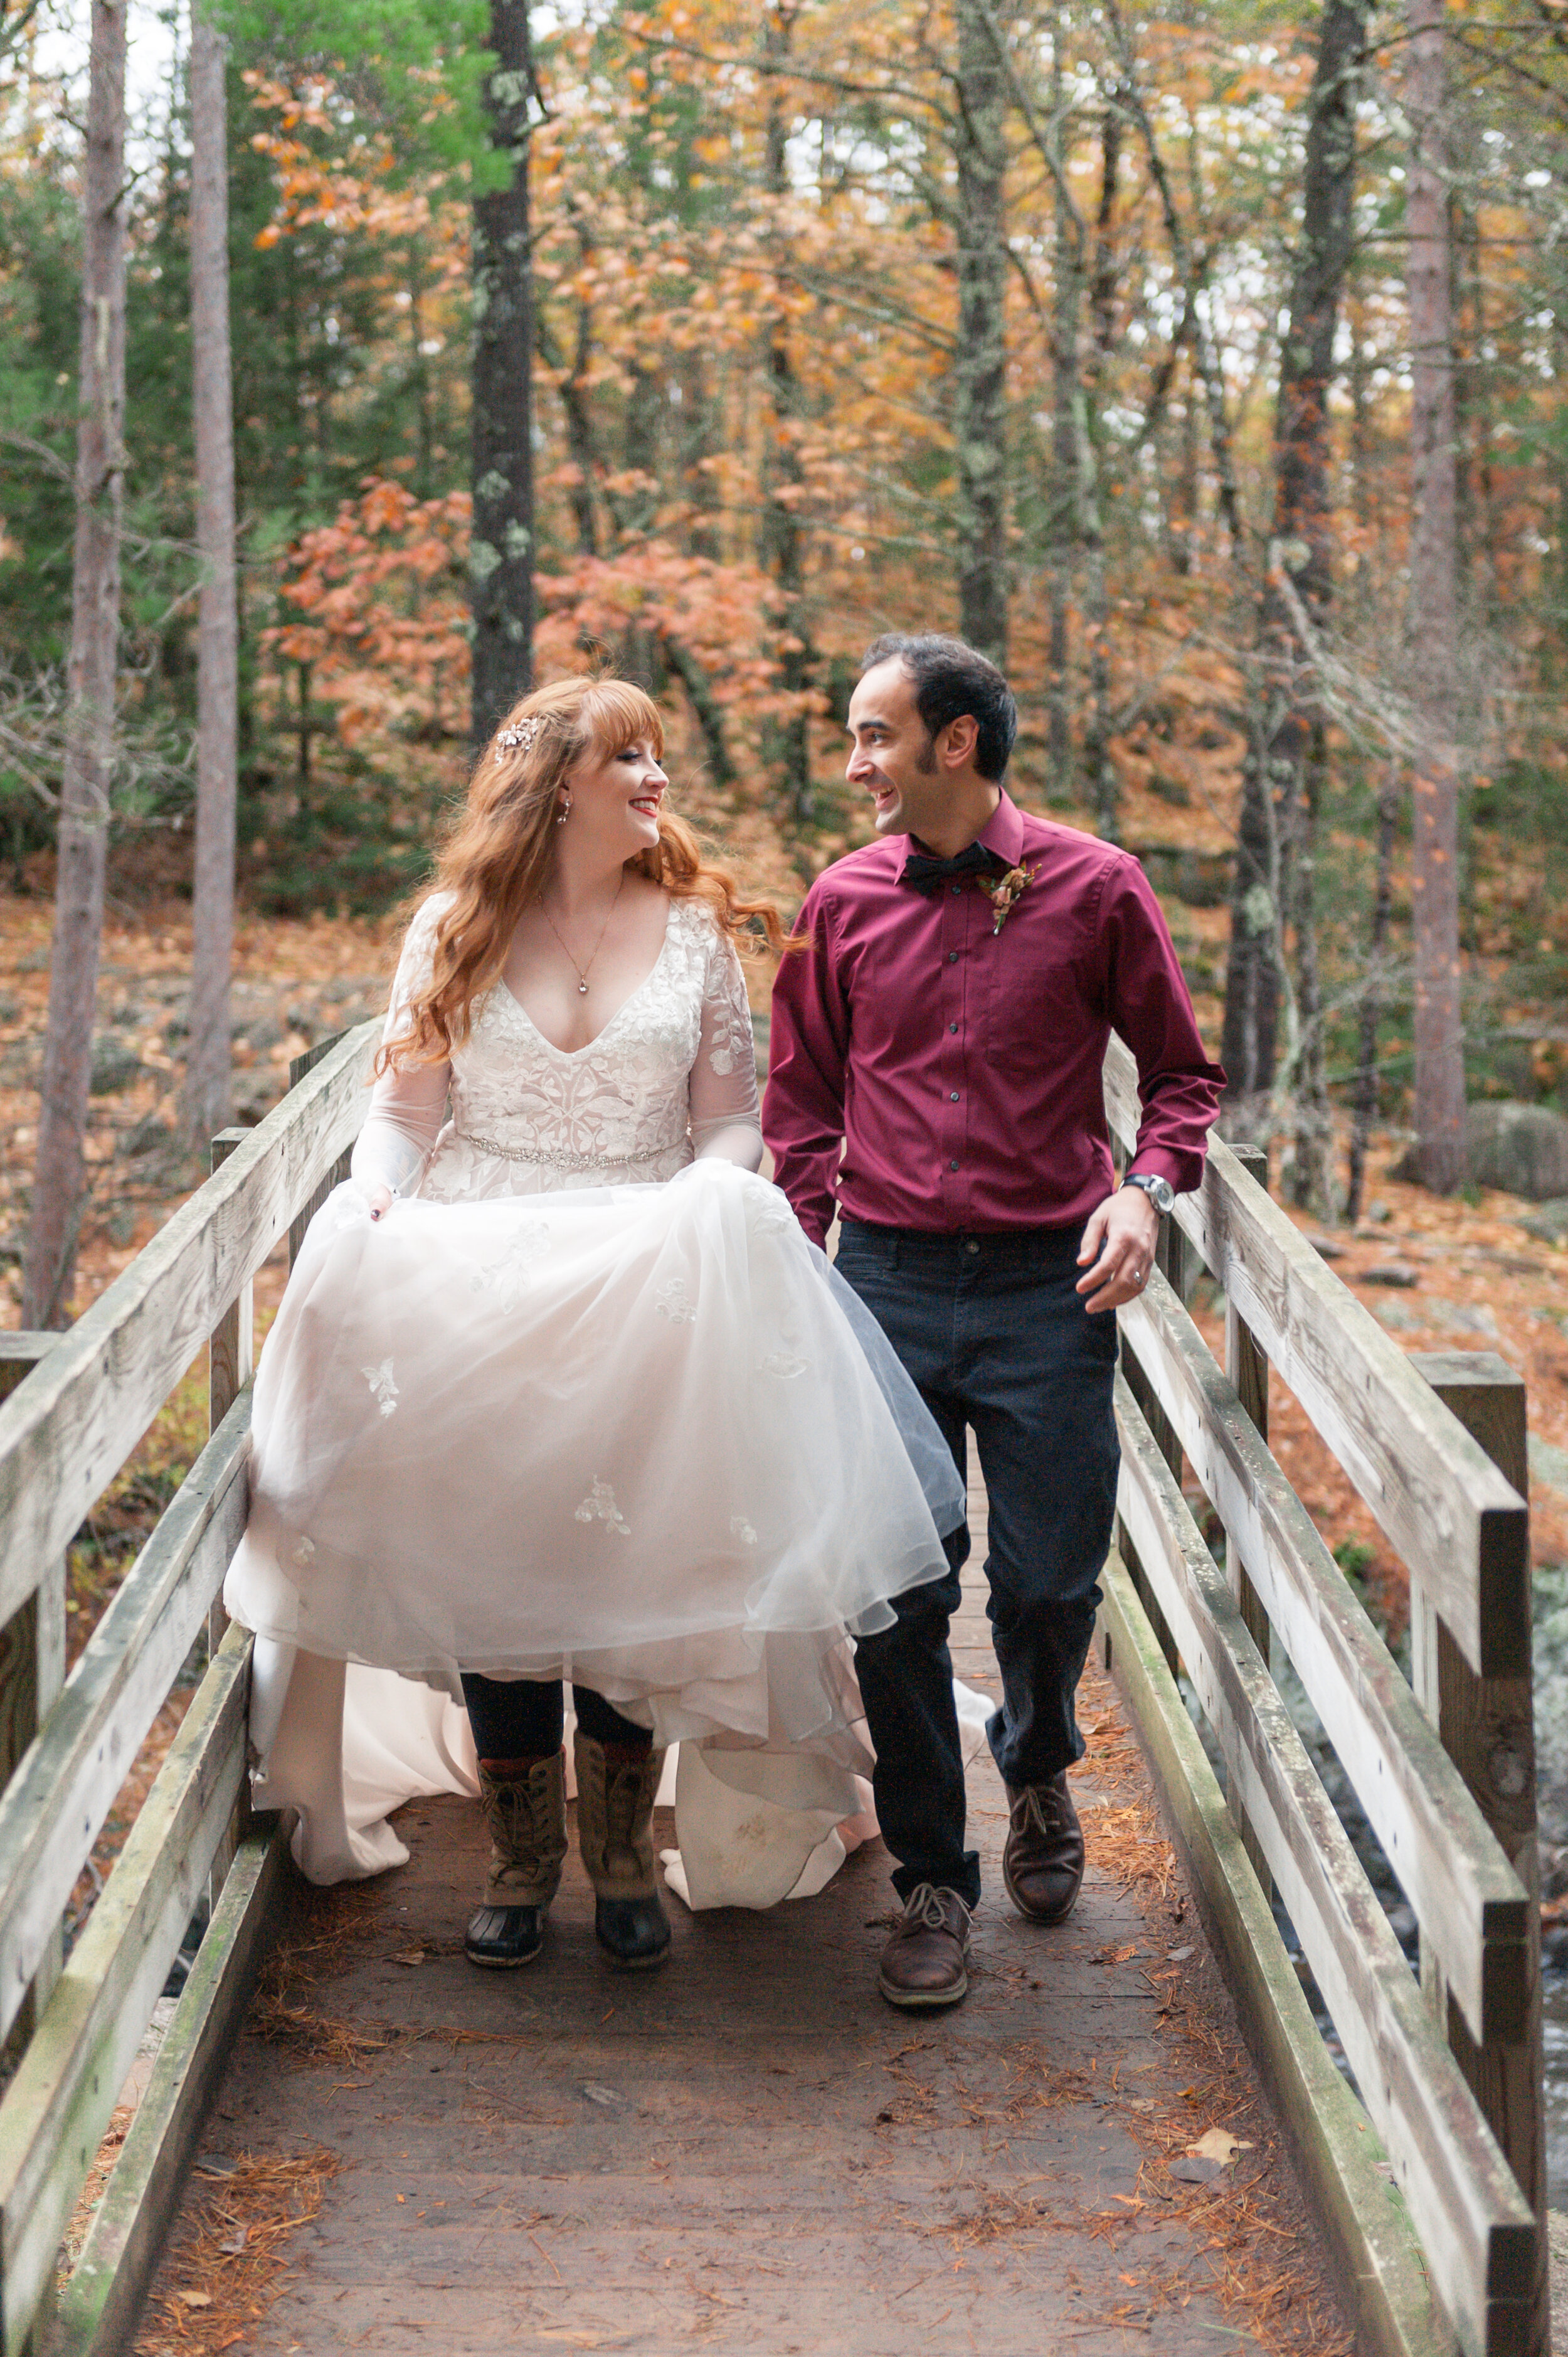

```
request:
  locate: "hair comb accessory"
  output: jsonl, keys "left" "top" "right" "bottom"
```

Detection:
{"left": 496, "top": 715, "right": 540, "bottom": 753}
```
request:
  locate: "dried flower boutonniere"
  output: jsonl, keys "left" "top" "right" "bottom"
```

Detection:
{"left": 978, "top": 864, "right": 1035, "bottom": 937}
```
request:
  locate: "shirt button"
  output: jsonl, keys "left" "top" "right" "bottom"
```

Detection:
{"left": 950, "top": 1158, "right": 960, "bottom": 1171}
{"left": 951, "top": 882, "right": 961, "bottom": 895}
{"left": 965, "top": 1239, "right": 980, "bottom": 1255}
{"left": 948, "top": 1022, "right": 958, "bottom": 1033}
{"left": 950, "top": 1092, "right": 960, "bottom": 1102}
{"left": 948, "top": 951, "right": 958, "bottom": 964}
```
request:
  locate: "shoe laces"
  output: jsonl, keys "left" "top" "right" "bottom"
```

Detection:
{"left": 903, "top": 1881, "right": 970, "bottom": 1934}
{"left": 1014, "top": 1781, "right": 1067, "bottom": 1837}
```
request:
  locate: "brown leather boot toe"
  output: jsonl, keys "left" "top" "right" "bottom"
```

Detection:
{"left": 877, "top": 1884, "right": 972, "bottom": 2009}
{"left": 1002, "top": 1772, "right": 1084, "bottom": 1924}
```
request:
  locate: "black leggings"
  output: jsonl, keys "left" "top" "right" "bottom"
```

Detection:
{"left": 460, "top": 1673, "right": 650, "bottom": 1762}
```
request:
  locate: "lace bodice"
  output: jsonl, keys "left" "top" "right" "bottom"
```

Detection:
{"left": 352, "top": 891, "right": 761, "bottom": 1203}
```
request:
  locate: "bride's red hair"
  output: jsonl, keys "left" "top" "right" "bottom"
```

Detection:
{"left": 379, "top": 676, "right": 787, "bottom": 1072}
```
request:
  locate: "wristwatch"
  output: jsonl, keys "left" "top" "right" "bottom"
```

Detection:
{"left": 1122, "top": 1172, "right": 1176, "bottom": 1216}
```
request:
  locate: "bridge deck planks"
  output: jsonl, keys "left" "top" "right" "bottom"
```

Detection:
{"left": 135, "top": 1459, "right": 1348, "bottom": 2355}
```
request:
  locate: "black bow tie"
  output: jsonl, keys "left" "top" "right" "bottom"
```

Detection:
{"left": 899, "top": 840, "right": 1006, "bottom": 895}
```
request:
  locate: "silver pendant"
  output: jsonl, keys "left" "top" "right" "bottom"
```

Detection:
{"left": 578, "top": 979, "right": 590, "bottom": 994}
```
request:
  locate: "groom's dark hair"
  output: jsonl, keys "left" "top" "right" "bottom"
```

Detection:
{"left": 861, "top": 633, "right": 1017, "bottom": 783}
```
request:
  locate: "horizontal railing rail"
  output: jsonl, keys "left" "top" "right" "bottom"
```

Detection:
{"left": 0, "top": 1019, "right": 379, "bottom": 2357}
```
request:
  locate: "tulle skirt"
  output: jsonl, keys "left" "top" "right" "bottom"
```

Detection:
{"left": 225, "top": 1161, "right": 970, "bottom": 1895}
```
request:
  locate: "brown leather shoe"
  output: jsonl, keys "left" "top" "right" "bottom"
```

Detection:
{"left": 1003, "top": 1772, "right": 1085, "bottom": 1924}
{"left": 877, "top": 1883, "right": 972, "bottom": 2009}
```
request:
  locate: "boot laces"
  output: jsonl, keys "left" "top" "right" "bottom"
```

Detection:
{"left": 903, "top": 1881, "right": 970, "bottom": 1935}
{"left": 491, "top": 1768, "right": 553, "bottom": 1861}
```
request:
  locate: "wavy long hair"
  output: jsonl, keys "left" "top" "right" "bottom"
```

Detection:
{"left": 379, "top": 676, "right": 787, "bottom": 1072}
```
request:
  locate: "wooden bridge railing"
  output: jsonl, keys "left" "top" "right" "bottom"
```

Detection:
{"left": 1101, "top": 1036, "right": 1543, "bottom": 2357}
{"left": 0, "top": 1016, "right": 1546, "bottom": 2356}
{"left": 0, "top": 1020, "right": 379, "bottom": 2357}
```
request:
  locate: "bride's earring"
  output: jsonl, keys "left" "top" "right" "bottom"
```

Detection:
{"left": 556, "top": 792, "right": 571, "bottom": 825}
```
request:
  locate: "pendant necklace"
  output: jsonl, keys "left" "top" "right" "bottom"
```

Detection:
{"left": 538, "top": 872, "right": 624, "bottom": 994}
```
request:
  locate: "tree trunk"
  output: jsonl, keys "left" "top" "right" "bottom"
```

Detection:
{"left": 953, "top": 0, "right": 1007, "bottom": 668}
{"left": 1222, "top": 0, "right": 1363, "bottom": 1136}
{"left": 1045, "top": 26, "right": 1084, "bottom": 796}
{"left": 1346, "top": 766, "right": 1399, "bottom": 1226}
{"left": 1081, "top": 103, "right": 1120, "bottom": 843}
{"left": 761, "top": 4, "right": 813, "bottom": 823}
{"left": 1046, "top": 190, "right": 1079, "bottom": 795}
{"left": 21, "top": 0, "right": 127, "bottom": 1329}
{"left": 1290, "top": 721, "right": 1335, "bottom": 1211}
{"left": 470, "top": 0, "right": 535, "bottom": 745}
{"left": 181, "top": 0, "right": 238, "bottom": 1154}
{"left": 1405, "top": 0, "right": 1466, "bottom": 1191}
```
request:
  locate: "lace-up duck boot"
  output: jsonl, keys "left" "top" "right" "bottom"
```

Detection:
{"left": 573, "top": 1732, "right": 671, "bottom": 1969}
{"left": 464, "top": 1751, "right": 569, "bottom": 1968}
{"left": 1002, "top": 1772, "right": 1085, "bottom": 1925}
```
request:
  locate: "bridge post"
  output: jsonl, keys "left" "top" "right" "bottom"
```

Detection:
{"left": 0, "top": 1334, "right": 66, "bottom": 2068}
{"left": 1409, "top": 1349, "right": 1546, "bottom": 2357}
{"left": 206, "top": 1129, "right": 253, "bottom": 1664}
{"left": 1119, "top": 1327, "right": 1181, "bottom": 1682}
{"left": 205, "top": 1128, "right": 255, "bottom": 1907}
{"left": 1224, "top": 1144, "right": 1274, "bottom": 1905}
{"left": 288, "top": 1030, "right": 352, "bottom": 1267}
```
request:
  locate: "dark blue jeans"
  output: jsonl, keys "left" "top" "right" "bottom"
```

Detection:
{"left": 834, "top": 1220, "right": 1121, "bottom": 1908}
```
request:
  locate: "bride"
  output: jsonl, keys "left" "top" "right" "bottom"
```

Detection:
{"left": 224, "top": 676, "right": 967, "bottom": 1973}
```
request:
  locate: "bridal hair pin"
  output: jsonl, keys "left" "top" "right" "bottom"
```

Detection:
{"left": 496, "top": 715, "right": 540, "bottom": 754}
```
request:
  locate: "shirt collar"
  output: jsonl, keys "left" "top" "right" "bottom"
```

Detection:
{"left": 898, "top": 787, "right": 1023, "bottom": 883}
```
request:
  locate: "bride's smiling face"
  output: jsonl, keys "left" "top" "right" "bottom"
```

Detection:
{"left": 562, "top": 732, "right": 669, "bottom": 859}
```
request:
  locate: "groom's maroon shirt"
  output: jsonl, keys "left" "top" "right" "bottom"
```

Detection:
{"left": 764, "top": 790, "right": 1224, "bottom": 1248}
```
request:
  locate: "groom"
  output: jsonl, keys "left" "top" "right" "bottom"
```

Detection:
{"left": 763, "top": 634, "right": 1224, "bottom": 2008}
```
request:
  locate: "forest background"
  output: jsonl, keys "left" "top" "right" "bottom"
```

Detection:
{"left": 3, "top": 0, "right": 1568, "bottom": 1317}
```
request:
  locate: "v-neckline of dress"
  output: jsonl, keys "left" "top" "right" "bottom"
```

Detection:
{"left": 495, "top": 898, "right": 676, "bottom": 1061}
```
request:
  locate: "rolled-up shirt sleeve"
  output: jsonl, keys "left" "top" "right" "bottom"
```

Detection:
{"left": 1101, "top": 859, "right": 1226, "bottom": 1196}
{"left": 763, "top": 886, "right": 850, "bottom": 1248}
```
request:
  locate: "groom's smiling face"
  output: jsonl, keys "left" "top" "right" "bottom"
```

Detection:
{"left": 845, "top": 659, "right": 948, "bottom": 843}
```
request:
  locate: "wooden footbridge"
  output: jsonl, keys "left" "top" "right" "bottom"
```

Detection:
{"left": 0, "top": 1025, "right": 1547, "bottom": 2354}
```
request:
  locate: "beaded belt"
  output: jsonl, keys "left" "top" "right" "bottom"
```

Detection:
{"left": 460, "top": 1130, "right": 671, "bottom": 1174}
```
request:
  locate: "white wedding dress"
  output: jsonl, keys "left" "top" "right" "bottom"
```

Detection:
{"left": 226, "top": 892, "right": 980, "bottom": 1905}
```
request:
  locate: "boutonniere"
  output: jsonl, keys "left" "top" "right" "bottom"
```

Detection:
{"left": 978, "top": 865, "right": 1034, "bottom": 936}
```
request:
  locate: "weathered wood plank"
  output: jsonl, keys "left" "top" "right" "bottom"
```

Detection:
{"left": 52, "top": 1814, "right": 291, "bottom": 2357}
{"left": 1114, "top": 1381, "right": 1533, "bottom": 2351}
{"left": 1118, "top": 1267, "right": 1528, "bottom": 2050}
{"left": 1222, "top": 1139, "right": 1274, "bottom": 1899}
{"left": 1408, "top": 1354, "right": 1547, "bottom": 2357}
{"left": 207, "top": 1127, "right": 254, "bottom": 1437}
{"left": 0, "top": 1021, "right": 375, "bottom": 1622}
{"left": 0, "top": 1628, "right": 250, "bottom": 2357}
{"left": 0, "top": 1339, "right": 64, "bottom": 1797}
{"left": 0, "top": 1335, "right": 68, "bottom": 2056}
{"left": 205, "top": 1126, "right": 253, "bottom": 1661}
{"left": 1104, "top": 1038, "right": 1527, "bottom": 1673}
{"left": 0, "top": 1395, "right": 251, "bottom": 2047}
{"left": 1098, "top": 1555, "right": 1465, "bottom": 2357}
{"left": 288, "top": 1028, "right": 354, "bottom": 1268}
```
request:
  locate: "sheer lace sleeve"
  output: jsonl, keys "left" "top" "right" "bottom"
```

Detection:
{"left": 689, "top": 919, "right": 763, "bottom": 1170}
{"left": 351, "top": 897, "right": 453, "bottom": 1198}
